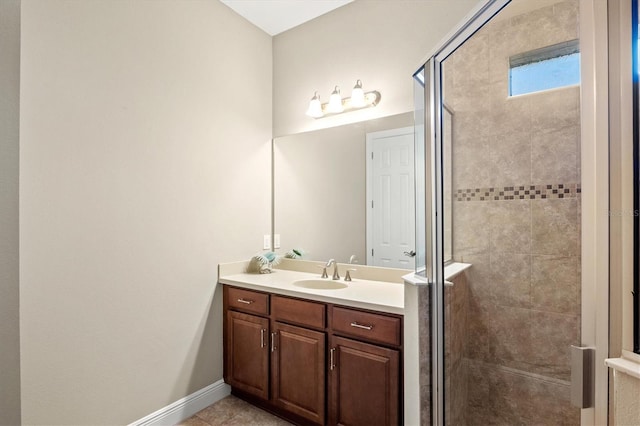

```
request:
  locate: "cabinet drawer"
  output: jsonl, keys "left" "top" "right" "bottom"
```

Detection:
{"left": 272, "top": 295, "right": 325, "bottom": 329}
{"left": 331, "top": 307, "right": 401, "bottom": 347}
{"left": 226, "top": 287, "right": 269, "bottom": 315}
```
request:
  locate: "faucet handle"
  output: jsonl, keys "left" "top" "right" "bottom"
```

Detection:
{"left": 344, "top": 268, "right": 357, "bottom": 282}
{"left": 317, "top": 265, "right": 328, "bottom": 279}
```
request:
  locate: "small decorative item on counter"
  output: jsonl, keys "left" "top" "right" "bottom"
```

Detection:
{"left": 284, "top": 248, "right": 305, "bottom": 259}
{"left": 248, "top": 251, "right": 282, "bottom": 274}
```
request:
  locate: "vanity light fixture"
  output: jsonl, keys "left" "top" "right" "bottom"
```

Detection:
{"left": 305, "top": 80, "right": 381, "bottom": 119}
{"left": 327, "top": 86, "right": 344, "bottom": 113}
{"left": 306, "top": 91, "right": 324, "bottom": 118}
{"left": 350, "top": 79, "right": 366, "bottom": 107}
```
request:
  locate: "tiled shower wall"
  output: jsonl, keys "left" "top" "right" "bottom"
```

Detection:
{"left": 444, "top": 1, "right": 581, "bottom": 424}
{"left": 444, "top": 273, "right": 469, "bottom": 426}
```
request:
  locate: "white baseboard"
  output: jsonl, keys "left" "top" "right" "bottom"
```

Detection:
{"left": 129, "top": 380, "right": 231, "bottom": 426}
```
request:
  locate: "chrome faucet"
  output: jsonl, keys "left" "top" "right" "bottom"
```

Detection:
{"left": 326, "top": 259, "right": 340, "bottom": 280}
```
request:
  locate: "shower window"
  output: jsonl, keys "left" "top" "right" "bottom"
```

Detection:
{"left": 509, "top": 39, "right": 580, "bottom": 96}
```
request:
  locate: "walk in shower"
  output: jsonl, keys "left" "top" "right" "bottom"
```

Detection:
{"left": 415, "top": 0, "right": 582, "bottom": 424}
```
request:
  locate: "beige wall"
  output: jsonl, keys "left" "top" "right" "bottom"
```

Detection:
{"left": 613, "top": 370, "right": 640, "bottom": 425}
{"left": 0, "top": 1, "right": 21, "bottom": 424}
{"left": 272, "top": 0, "right": 481, "bottom": 137}
{"left": 19, "top": 0, "right": 272, "bottom": 423}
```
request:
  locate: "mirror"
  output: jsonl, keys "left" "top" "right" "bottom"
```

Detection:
{"left": 273, "top": 112, "right": 416, "bottom": 265}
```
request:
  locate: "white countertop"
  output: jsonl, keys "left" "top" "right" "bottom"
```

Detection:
{"left": 219, "top": 268, "right": 404, "bottom": 315}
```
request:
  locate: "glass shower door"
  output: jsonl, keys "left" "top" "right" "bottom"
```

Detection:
{"left": 419, "top": 0, "right": 585, "bottom": 424}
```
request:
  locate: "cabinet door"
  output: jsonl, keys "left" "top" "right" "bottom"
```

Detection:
{"left": 272, "top": 322, "right": 326, "bottom": 424}
{"left": 225, "top": 311, "right": 269, "bottom": 400}
{"left": 329, "top": 336, "right": 399, "bottom": 426}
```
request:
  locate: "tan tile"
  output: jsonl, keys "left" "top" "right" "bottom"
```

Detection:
{"left": 450, "top": 32, "right": 490, "bottom": 91}
{"left": 489, "top": 90, "right": 532, "bottom": 137}
{"left": 577, "top": 194, "right": 582, "bottom": 251}
{"left": 177, "top": 415, "right": 211, "bottom": 426}
{"left": 489, "top": 252, "right": 531, "bottom": 308}
{"left": 531, "top": 198, "right": 579, "bottom": 256}
{"left": 458, "top": 252, "right": 491, "bottom": 300}
{"left": 450, "top": 272, "right": 469, "bottom": 315}
{"left": 531, "top": 125, "right": 579, "bottom": 184}
{"left": 529, "top": 310, "right": 579, "bottom": 381}
{"left": 465, "top": 360, "right": 506, "bottom": 424}
{"left": 489, "top": 18, "right": 532, "bottom": 66}
{"left": 531, "top": 255, "right": 579, "bottom": 315}
{"left": 490, "top": 305, "right": 532, "bottom": 370}
{"left": 530, "top": 85, "right": 580, "bottom": 134}
{"left": 550, "top": 0, "right": 580, "bottom": 42}
{"left": 447, "top": 81, "right": 491, "bottom": 114}
{"left": 453, "top": 108, "right": 494, "bottom": 142}
{"left": 522, "top": 374, "right": 580, "bottom": 425}
{"left": 510, "top": 2, "right": 576, "bottom": 51}
{"left": 442, "top": 59, "right": 455, "bottom": 97}
{"left": 446, "top": 359, "right": 468, "bottom": 425}
{"left": 453, "top": 201, "right": 491, "bottom": 254}
{"left": 489, "top": 199, "right": 531, "bottom": 253}
{"left": 465, "top": 298, "right": 495, "bottom": 363}
{"left": 576, "top": 257, "right": 582, "bottom": 337}
{"left": 194, "top": 396, "right": 257, "bottom": 426}
{"left": 466, "top": 359, "right": 579, "bottom": 425}
{"left": 224, "top": 409, "right": 291, "bottom": 426}
{"left": 489, "top": 131, "right": 532, "bottom": 187}
{"left": 420, "top": 383, "right": 431, "bottom": 426}
{"left": 445, "top": 275, "right": 468, "bottom": 366}
{"left": 488, "top": 34, "right": 510, "bottom": 85}
{"left": 487, "top": 78, "right": 510, "bottom": 108}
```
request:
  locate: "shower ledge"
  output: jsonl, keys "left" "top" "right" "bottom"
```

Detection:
{"left": 606, "top": 350, "right": 640, "bottom": 379}
{"left": 402, "top": 262, "right": 471, "bottom": 286}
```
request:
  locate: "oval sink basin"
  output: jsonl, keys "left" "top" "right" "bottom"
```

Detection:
{"left": 293, "top": 279, "right": 348, "bottom": 290}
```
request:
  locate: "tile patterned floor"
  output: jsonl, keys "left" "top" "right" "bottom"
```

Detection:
{"left": 178, "top": 395, "right": 293, "bottom": 426}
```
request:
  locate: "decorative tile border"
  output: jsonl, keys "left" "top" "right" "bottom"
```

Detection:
{"left": 455, "top": 183, "right": 581, "bottom": 202}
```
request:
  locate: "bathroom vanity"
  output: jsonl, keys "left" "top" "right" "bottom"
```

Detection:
{"left": 219, "top": 260, "right": 406, "bottom": 426}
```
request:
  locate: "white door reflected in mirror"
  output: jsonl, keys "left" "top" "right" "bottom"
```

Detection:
{"left": 366, "top": 127, "right": 416, "bottom": 269}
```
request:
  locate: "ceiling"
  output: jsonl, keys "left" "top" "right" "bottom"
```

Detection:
{"left": 220, "top": 0, "right": 354, "bottom": 36}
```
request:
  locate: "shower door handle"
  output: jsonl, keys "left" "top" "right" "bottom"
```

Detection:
{"left": 570, "top": 345, "right": 595, "bottom": 408}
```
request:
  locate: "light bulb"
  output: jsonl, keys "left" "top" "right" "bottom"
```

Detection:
{"left": 306, "top": 92, "right": 323, "bottom": 118}
{"left": 351, "top": 79, "right": 366, "bottom": 108}
{"left": 327, "top": 86, "right": 344, "bottom": 113}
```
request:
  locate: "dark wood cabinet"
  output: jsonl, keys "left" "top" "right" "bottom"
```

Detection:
{"left": 223, "top": 285, "right": 402, "bottom": 426}
{"left": 272, "top": 322, "right": 326, "bottom": 424}
{"left": 328, "top": 336, "right": 400, "bottom": 426}
{"left": 225, "top": 310, "right": 269, "bottom": 400}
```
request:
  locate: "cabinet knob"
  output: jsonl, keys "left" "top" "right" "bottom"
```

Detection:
{"left": 237, "top": 298, "right": 254, "bottom": 304}
{"left": 260, "top": 329, "right": 266, "bottom": 348}
{"left": 271, "top": 332, "right": 277, "bottom": 352}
